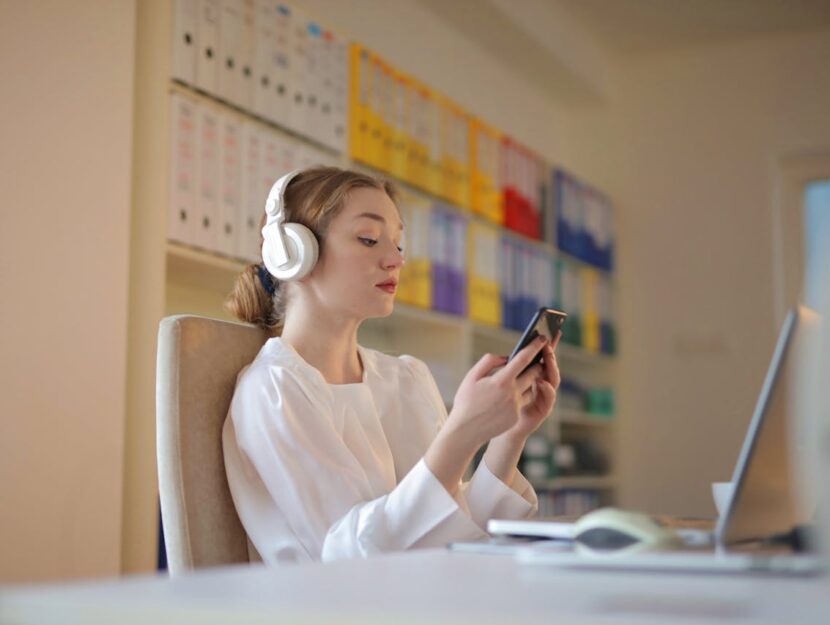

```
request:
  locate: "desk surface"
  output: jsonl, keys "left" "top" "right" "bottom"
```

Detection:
{"left": 2, "top": 549, "right": 829, "bottom": 625}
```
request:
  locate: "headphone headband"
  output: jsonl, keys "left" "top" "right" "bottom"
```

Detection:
{"left": 265, "top": 169, "right": 302, "bottom": 222}
{"left": 263, "top": 169, "right": 302, "bottom": 268}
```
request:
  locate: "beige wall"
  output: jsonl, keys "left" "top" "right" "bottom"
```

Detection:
{"left": 0, "top": 1, "right": 136, "bottom": 581}
{"left": 612, "top": 30, "right": 830, "bottom": 516}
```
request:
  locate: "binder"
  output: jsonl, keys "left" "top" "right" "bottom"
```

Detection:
{"left": 195, "top": 0, "right": 220, "bottom": 95}
{"left": 378, "top": 60, "right": 394, "bottom": 173}
{"left": 559, "top": 261, "right": 582, "bottom": 346}
{"left": 455, "top": 107, "right": 471, "bottom": 211}
{"left": 194, "top": 103, "right": 221, "bottom": 252}
{"left": 348, "top": 44, "right": 370, "bottom": 163}
{"left": 597, "top": 191, "right": 614, "bottom": 271}
{"left": 168, "top": 93, "right": 198, "bottom": 246}
{"left": 581, "top": 267, "right": 600, "bottom": 353}
{"left": 317, "top": 30, "right": 335, "bottom": 150}
{"left": 217, "top": 0, "right": 244, "bottom": 106}
{"left": 303, "top": 20, "right": 323, "bottom": 142}
{"left": 251, "top": 0, "right": 276, "bottom": 121}
{"left": 502, "top": 138, "right": 521, "bottom": 235}
{"left": 172, "top": 0, "right": 198, "bottom": 85}
{"left": 470, "top": 118, "right": 502, "bottom": 223}
{"left": 439, "top": 98, "right": 453, "bottom": 204}
{"left": 430, "top": 204, "right": 451, "bottom": 314}
{"left": 259, "top": 129, "right": 281, "bottom": 231}
{"left": 286, "top": 9, "right": 308, "bottom": 136}
{"left": 448, "top": 212, "right": 468, "bottom": 316}
{"left": 367, "top": 52, "right": 384, "bottom": 169}
{"left": 597, "top": 274, "right": 616, "bottom": 354}
{"left": 390, "top": 71, "right": 408, "bottom": 180}
{"left": 411, "top": 81, "right": 431, "bottom": 191}
{"left": 500, "top": 236, "right": 516, "bottom": 330}
{"left": 238, "top": 121, "right": 262, "bottom": 262}
{"left": 238, "top": 0, "right": 255, "bottom": 110}
{"left": 274, "top": 130, "right": 297, "bottom": 173}
{"left": 396, "top": 199, "right": 415, "bottom": 305}
{"left": 426, "top": 90, "right": 443, "bottom": 198}
{"left": 330, "top": 34, "right": 349, "bottom": 153}
{"left": 408, "top": 195, "right": 433, "bottom": 309}
{"left": 217, "top": 111, "right": 243, "bottom": 258}
{"left": 272, "top": 3, "right": 292, "bottom": 127}
{"left": 467, "top": 221, "right": 501, "bottom": 326}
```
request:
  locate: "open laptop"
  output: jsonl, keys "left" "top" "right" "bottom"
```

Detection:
{"left": 490, "top": 306, "right": 824, "bottom": 574}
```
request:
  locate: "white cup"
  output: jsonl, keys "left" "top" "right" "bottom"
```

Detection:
{"left": 711, "top": 482, "right": 734, "bottom": 516}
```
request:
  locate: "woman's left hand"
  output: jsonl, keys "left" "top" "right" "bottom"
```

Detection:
{"left": 511, "top": 332, "right": 561, "bottom": 439}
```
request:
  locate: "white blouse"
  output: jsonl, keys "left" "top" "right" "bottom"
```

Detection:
{"left": 222, "top": 337, "right": 538, "bottom": 564}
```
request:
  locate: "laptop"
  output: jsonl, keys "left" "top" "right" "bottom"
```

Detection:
{"left": 490, "top": 306, "right": 824, "bottom": 574}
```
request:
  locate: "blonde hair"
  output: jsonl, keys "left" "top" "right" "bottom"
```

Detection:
{"left": 225, "top": 166, "right": 398, "bottom": 335}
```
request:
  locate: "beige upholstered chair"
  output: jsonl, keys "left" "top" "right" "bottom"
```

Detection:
{"left": 156, "top": 314, "right": 268, "bottom": 575}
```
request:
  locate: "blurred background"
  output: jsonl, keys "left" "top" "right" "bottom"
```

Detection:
{"left": 1, "top": 0, "right": 829, "bottom": 583}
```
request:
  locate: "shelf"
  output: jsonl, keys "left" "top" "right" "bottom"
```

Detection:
{"left": 556, "top": 410, "right": 615, "bottom": 428}
{"left": 533, "top": 475, "right": 617, "bottom": 491}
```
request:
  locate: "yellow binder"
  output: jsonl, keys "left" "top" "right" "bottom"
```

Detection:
{"left": 467, "top": 221, "right": 501, "bottom": 326}
{"left": 581, "top": 267, "right": 600, "bottom": 353}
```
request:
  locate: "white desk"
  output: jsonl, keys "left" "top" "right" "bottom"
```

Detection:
{"left": 2, "top": 549, "right": 829, "bottom": 625}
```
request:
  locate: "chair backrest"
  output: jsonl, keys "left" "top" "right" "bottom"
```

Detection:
{"left": 156, "top": 314, "right": 268, "bottom": 574}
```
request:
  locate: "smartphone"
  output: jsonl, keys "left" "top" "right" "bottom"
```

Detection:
{"left": 508, "top": 307, "right": 568, "bottom": 374}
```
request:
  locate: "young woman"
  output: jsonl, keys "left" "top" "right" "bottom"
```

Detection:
{"left": 222, "top": 166, "right": 561, "bottom": 564}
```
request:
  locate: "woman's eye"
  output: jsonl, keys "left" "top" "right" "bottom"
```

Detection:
{"left": 358, "top": 237, "right": 378, "bottom": 247}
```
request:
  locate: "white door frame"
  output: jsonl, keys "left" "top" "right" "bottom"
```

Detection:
{"left": 770, "top": 149, "right": 830, "bottom": 326}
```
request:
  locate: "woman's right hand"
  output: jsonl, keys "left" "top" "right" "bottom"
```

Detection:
{"left": 446, "top": 334, "right": 549, "bottom": 452}
{"left": 423, "top": 335, "right": 548, "bottom": 496}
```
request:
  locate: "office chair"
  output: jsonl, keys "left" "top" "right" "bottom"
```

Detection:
{"left": 156, "top": 314, "right": 268, "bottom": 575}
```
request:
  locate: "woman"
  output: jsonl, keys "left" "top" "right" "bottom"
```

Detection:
{"left": 223, "top": 166, "right": 560, "bottom": 564}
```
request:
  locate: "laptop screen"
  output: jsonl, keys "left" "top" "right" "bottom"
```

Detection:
{"left": 716, "top": 306, "right": 820, "bottom": 547}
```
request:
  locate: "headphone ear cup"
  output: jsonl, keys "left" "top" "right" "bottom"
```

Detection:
{"left": 265, "top": 222, "right": 318, "bottom": 281}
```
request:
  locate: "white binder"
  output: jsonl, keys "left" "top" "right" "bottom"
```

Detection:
{"left": 287, "top": 8, "right": 308, "bottom": 136}
{"left": 195, "top": 104, "right": 221, "bottom": 252}
{"left": 195, "top": 0, "right": 220, "bottom": 95}
{"left": 251, "top": 0, "right": 276, "bottom": 121}
{"left": 239, "top": 122, "right": 262, "bottom": 262}
{"left": 217, "top": 0, "right": 244, "bottom": 106}
{"left": 172, "top": 0, "right": 198, "bottom": 85}
{"left": 304, "top": 21, "right": 323, "bottom": 143}
{"left": 273, "top": 3, "right": 293, "bottom": 128}
{"left": 275, "top": 130, "right": 297, "bottom": 173}
{"left": 218, "top": 112, "right": 243, "bottom": 258}
{"left": 331, "top": 34, "right": 348, "bottom": 153}
{"left": 237, "top": 0, "right": 256, "bottom": 111}
{"left": 169, "top": 94, "right": 199, "bottom": 246}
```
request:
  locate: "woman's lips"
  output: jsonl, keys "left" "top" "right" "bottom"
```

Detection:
{"left": 376, "top": 282, "right": 397, "bottom": 293}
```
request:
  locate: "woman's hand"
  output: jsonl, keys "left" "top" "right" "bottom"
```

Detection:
{"left": 425, "top": 334, "right": 560, "bottom": 495}
{"left": 446, "top": 334, "right": 554, "bottom": 451}
{"left": 511, "top": 332, "right": 561, "bottom": 439}
{"left": 481, "top": 333, "right": 561, "bottom": 485}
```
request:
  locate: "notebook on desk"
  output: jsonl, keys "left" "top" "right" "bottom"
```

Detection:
{"left": 489, "top": 306, "right": 824, "bottom": 575}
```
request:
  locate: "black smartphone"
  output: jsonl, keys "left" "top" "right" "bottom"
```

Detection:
{"left": 508, "top": 307, "right": 567, "bottom": 374}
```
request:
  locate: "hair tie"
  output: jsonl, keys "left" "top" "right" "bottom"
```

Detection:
{"left": 256, "top": 264, "right": 277, "bottom": 296}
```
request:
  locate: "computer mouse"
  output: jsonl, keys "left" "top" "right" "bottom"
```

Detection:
{"left": 573, "top": 507, "right": 682, "bottom": 556}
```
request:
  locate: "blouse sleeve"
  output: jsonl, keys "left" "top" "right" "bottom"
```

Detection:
{"left": 402, "top": 357, "right": 539, "bottom": 527}
{"left": 224, "top": 363, "right": 488, "bottom": 563}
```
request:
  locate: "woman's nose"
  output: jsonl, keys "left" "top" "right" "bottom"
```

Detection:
{"left": 382, "top": 242, "right": 405, "bottom": 269}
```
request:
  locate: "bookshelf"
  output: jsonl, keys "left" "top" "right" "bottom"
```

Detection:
{"left": 127, "top": 0, "right": 618, "bottom": 572}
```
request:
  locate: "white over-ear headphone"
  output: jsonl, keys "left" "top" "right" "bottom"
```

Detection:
{"left": 261, "top": 169, "right": 319, "bottom": 281}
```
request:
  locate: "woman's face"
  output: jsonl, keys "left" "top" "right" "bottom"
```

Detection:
{"left": 306, "top": 186, "right": 404, "bottom": 320}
